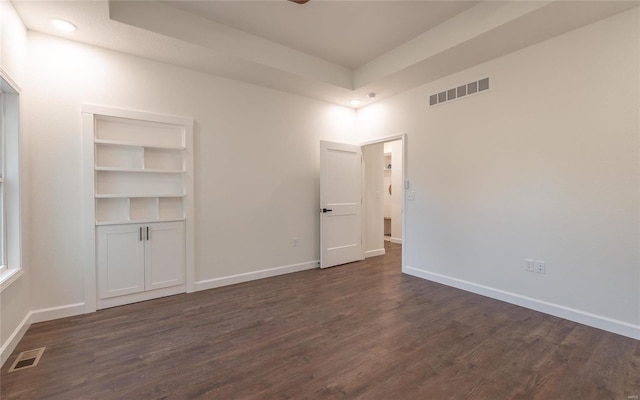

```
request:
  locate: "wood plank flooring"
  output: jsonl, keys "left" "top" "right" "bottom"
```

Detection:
{"left": 2, "top": 242, "right": 639, "bottom": 399}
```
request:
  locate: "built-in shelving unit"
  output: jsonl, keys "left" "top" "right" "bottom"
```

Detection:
{"left": 82, "top": 104, "right": 195, "bottom": 312}
{"left": 93, "top": 114, "right": 188, "bottom": 225}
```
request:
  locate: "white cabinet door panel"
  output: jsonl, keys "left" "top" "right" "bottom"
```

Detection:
{"left": 97, "top": 225, "right": 145, "bottom": 299}
{"left": 144, "top": 221, "right": 185, "bottom": 291}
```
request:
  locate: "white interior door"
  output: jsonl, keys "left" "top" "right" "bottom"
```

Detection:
{"left": 320, "top": 141, "right": 363, "bottom": 268}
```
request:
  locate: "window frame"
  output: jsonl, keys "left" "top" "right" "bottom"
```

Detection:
{"left": 0, "top": 88, "right": 6, "bottom": 273}
{"left": 0, "top": 69, "right": 23, "bottom": 291}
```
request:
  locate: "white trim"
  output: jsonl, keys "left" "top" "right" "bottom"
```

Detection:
{"left": 0, "top": 267, "right": 22, "bottom": 292}
{"left": 360, "top": 134, "right": 405, "bottom": 147}
{"left": 364, "top": 248, "right": 386, "bottom": 258}
{"left": 0, "top": 71, "right": 24, "bottom": 292}
{"left": 401, "top": 135, "right": 406, "bottom": 272}
{"left": 81, "top": 112, "right": 96, "bottom": 313}
{"left": 1, "top": 302, "right": 85, "bottom": 367}
{"left": 97, "top": 286, "right": 184, "bottom": 310}
{"left": 81, "top": 104, "right": 193, "bottom": 127}
{"left": 403, "top": 265, "right": 640, "bottom": 340}
{"left": 0, "top": 312, "right": 30, "bottom": 366}
{"left": 184, "top": 123, "right": 195, "bottom": 292}
{"left": 1, "top": 90, "right": 6, "bottom": 270}
{"left": 0, "top": 68, "right": 22, "bottom": 94}
{"left": 390, "top": 237, "right": 402, "bottom": 245}
{"left": 195, "top": 260, "right": 318, "bottom": 292}
{"left": 30, "top": 303, "right": 85, "bottom": 324}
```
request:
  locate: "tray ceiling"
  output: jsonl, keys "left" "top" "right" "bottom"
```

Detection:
{"left": 12, "top": 1, "right": 639, "bottom": 107}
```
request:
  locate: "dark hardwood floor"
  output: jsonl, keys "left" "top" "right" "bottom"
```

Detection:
{"left": 2, "top": 242, "right": 639, "bottom": 399}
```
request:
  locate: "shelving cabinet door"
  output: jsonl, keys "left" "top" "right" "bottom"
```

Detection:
{"left": 144, "top": 221, "right": 185, "bottom": 291}
{"left": 97, "top": 225, "right": 145, "bottom": 299}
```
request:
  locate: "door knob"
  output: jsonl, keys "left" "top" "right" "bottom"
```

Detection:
{"left": 322, "top": 208, "right": 333, "bottom": 213}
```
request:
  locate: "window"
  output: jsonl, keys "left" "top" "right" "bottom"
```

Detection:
{"left": 0, "top": 88, "right": 5, "bottom": 273}
{"left": 0, "top": 72, "right": 22, "bottom": 289}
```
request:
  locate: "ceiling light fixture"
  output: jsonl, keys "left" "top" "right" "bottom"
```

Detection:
{"left": 350, "top": 99, "right": 361, "bottom": 107}
{"left": 51, "top": 19, "right": 77, "bottom": 32}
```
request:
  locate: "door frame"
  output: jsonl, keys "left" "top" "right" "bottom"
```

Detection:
{"left": 360, "top": 133, "right": 406, "bottom": 270}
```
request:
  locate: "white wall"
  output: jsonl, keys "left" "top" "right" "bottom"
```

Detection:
{"left": 358, "top": 8, "right": 640, "bottom": 336}
{"left": 362, "top": 143, "right": 384, "bottom": 256}
{"left": 1, "top": 1, "right": 26, "bottom": 82}
{"left": 24, "top": 32, "right": 356, "bottom": 311}
{"left": 0, "top": 0, "right": 30, "bottom": 364}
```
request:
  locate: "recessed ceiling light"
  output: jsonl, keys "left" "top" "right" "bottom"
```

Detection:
{"left": 51, "top": 19, "right": 77, "bottom": 32}
{"left": 350, "top": 99, "right": 361, "bottom": 107}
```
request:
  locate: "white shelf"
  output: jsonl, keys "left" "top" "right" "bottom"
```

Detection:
{"left": 95, "top": 167, "right": 185, "bottom": 174}
{"left": 95, "top": 139, "right": 185, "bottom": 150}
{"left": 91, "top": 112, "right": 189, "bottom": 226}
{"left": 95, "top": 193, "right": 186, "bottom": 199}
{"left": 96, "top": 217, "right": 186, "bottom": 226}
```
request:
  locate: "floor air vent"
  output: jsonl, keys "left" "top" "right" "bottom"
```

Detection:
{"left": 429, "top": 77, "right": 490, "bottom": 107}
{"left": 7, "top": 347, "right": 45, "bottom": 373}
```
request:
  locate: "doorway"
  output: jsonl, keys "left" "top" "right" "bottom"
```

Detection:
{"left": 319, "top": 135, "right": 405, "bottom": 269}
{"left": 361, "top": 135, "right": 405, "bottom": 261}
{"left": 383, "top": 140, "right": 403, "bottom": 245}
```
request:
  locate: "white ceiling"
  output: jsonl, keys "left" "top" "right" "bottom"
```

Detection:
{"left": 11, "top": 1, "right": 639, "bottom": 108}
{"left": 166, "top": 1, "right": 479, "bottom": 69}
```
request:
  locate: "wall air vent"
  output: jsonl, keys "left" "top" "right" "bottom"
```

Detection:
{"left": 429, "top": 77, "right": 490, "bottom": 107}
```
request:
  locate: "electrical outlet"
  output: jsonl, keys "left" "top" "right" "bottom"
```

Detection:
{"left": 535, "top": 260, "right": 546, "bottom": 274}
{"left": 407, "top": 191, "right": 415, "bottom": 201}
{"left": 293, "top": 238, "right": 299, "bottom": 247}
{"left": 525, "top": 259, "right": 534, "bottom": 272}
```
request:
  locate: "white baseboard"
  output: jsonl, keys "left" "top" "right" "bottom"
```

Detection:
{"left": 98, "top": 286, "right": 184, "bottom": 310}
{"left": 195, "top": 260, "right": 319, "bottom": 292}
{"left": 403, "top": 266, "right": 640, "bottom": 340}
{"left": 390, "top": 237, "right": 402, "bottom": 244}
{"left": 1, "top": 302, "right": 86, "bottom": 366}
{"left": 365, "top": 248, "right": 386, "bottom": 258}
{"left": 29, "top": 303, "right": 86, "bottom": 324}
{"left": 0, "top": 312, "right": 31, "bottom": 366}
